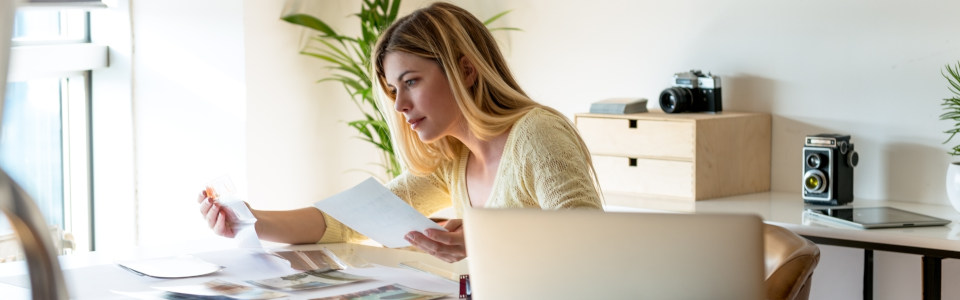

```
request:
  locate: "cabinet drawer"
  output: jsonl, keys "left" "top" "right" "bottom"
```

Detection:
{"left": 593, "top": 155, "right": 693, "bottom": 198}
{"left": 576, "top": 117, "right": 694, "bottom": 160}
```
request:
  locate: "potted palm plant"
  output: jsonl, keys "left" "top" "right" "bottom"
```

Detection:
{"left": 282, "top": 1, "right": 516, "bottom": 179}
{"left": 939, "top": 61, "right": 960, "bottom": 211}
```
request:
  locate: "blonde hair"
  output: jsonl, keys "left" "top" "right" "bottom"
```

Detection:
{"left": 373, "top": 2, "right": 594, "bottom": 179}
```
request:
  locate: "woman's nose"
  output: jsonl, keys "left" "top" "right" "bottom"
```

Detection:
{"left": 394, "top": 92, "right": 410, "bottom": 112}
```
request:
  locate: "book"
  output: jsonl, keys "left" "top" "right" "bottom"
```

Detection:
{"left": 589, "top": 98, "right": 648, "bottom": 114}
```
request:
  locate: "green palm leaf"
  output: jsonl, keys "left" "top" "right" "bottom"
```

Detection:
{"left": 940, "top": 61, "right": 960, "bottom": 155}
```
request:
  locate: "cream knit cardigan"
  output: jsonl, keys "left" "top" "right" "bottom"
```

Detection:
{"left": 319, "top": 107, "right": 602, "bottom": 243}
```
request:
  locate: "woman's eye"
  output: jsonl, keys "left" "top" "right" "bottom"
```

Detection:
{"left": 404, "top": 79, "right": 416, "bottom": 87}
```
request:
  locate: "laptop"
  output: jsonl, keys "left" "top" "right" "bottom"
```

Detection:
{"left": 463, "top": 208, "right": 764, "bottom": 300}
{"left": 804, "top": 206, "right": 951, "bottom": 229}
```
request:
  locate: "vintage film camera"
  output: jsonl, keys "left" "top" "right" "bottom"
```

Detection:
{"left": 802, "top": 134, "right": 859, "bottom": 205}
{"left": 658, "top": 70, "right": 723, "bottom": 113}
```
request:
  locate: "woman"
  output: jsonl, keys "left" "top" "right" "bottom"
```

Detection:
{"left": 199, "top": 2, "right": 601, "bottom": 263}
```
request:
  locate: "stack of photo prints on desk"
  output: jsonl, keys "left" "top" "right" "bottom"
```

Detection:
{"left": 118, "top": 248, "right": 448, "bottom": 300}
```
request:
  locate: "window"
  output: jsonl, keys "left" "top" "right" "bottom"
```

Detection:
{"left": 11, "top": 9, "right": 86, "bottom": 44}
{"left": 2, "top": 79, "right": 67, "bottom": 230}
{"left": 0, "top": 7, "right": 96, "bottom": 258}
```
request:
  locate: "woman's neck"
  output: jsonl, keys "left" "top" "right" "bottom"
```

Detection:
{"left": 464, "top": 133, "right": 507, "bottom": 165}
{"left": 454, "top": 125, "right": 509, "bottom": 172}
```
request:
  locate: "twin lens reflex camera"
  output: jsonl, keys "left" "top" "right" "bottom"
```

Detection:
{"left": 802, "top": 134, "right": 859, "bottom": 205}
{"left": 658, "top": 70, "right": 722, "bottom": 113}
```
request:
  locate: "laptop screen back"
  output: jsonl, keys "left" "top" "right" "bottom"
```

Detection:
{"left": 463, "top": 209, "right": 764, "bottom": 300}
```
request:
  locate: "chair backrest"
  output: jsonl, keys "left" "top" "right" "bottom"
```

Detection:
{"left": 763, "top": 223, "right": 821, "bottom": 300}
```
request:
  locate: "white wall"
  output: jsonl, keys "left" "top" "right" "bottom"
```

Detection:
{"left": 90, "top": 0, "right": 135, "bottom": 251}
{"left": 481, "top": 2, "right": 959, "bottom": 299}
{"left": 248, "top": 0, "right": 960, "bottom": 206}
{"left": 468, "top": 3, "right": 956, "bottom": 298}
{"left": 243, "top": 0, "right": 381, "bottom": 211}
{"left": 126, "top": 0, "right": 960, "bottom": 299}
{"left": 127, "top": 0, "right": 382, "bottom": 249}
{"left": 492, "top": 0, "right": 957, "bottom": 205}
{"left": 131, "top": 0, "right": 247, "bottom": 246}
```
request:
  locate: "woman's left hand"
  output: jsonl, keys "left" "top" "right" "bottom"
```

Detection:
{"left": 405, "top": 219, "right": 466, "bottom": 263}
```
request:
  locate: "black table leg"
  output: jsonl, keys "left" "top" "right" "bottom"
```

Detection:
{"left": 922, "top": 256, "right": 942, "bottom": 300}
{"left": 864, "top": 249, "right": 873, "bottom": 300}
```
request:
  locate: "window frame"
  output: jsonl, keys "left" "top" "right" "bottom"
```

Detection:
{"left": 6, "top": 7, "right": 104, "bottom": 253}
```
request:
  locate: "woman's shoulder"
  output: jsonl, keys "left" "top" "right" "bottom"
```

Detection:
{"left": 509, "top": 107, "right": 580, "bottom": 151}
{"left": 514, "top": 107, "right": 570, "bottom": 131}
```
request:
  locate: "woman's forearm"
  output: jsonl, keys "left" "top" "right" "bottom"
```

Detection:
{"left": 251, "top": 207, "right": 327, "bottom": 244}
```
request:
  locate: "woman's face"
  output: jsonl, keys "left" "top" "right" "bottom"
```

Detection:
{"left": 383, "top": 51, "right": 465, "bottom": 143}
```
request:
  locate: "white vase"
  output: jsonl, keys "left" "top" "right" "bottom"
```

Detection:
{"left": 947, "top": 162, "right": 960, "bottom": 213}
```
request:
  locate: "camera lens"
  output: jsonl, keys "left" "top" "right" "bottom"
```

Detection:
{"left": 659, "top": 87, "right": 691, "bottom": 113}
{"left": 803, "top": 170, "right": 827, "bottom": 193}
{"left": 805, "top": 176, "right": 820, "bottom": 190}
{"left": 805, "top": 153, "right": 823, "bottom": 169}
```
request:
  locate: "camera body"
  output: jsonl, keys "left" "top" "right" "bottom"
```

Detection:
{"left": 659, "top": 70, "right": 722, "bottom": 113}
{"left": 802, "top": 134, "right": 859, "bottom": 205}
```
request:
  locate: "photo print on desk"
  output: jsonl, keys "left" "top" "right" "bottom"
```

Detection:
{"left": 269, "top": 248, "right": 347, "bottom": 271}
{"left": 310, "top": 283, "right": 447, "bottom": 300}
{"left": 246, "top": 269, "right": 371, "bottom": 291}
{"left": 155, "top": 279, "right": 288, "bottom": 300}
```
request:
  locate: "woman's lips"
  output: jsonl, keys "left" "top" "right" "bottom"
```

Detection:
{"left": 408, "top": 117, "right": 425, "bottom": 130}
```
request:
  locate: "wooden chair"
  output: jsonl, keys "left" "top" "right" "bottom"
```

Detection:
{"left": 764, "top": 223, "right": 821, "bottom": 300}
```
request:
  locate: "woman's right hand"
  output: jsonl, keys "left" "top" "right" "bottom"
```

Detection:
{"left": 197, "top": 190, "right": 237, "bottom": 238}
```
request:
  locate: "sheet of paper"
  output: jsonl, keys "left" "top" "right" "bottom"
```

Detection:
{"left": 117, "top": 255, "right": 223, "bottom": 278}
{"left": 313, "top": 177, "right": 445, "bottom": 248}
{"left": 111, "top": 290, "right": 169, "bottom": 300}
{"left": 220, "top": 195, "right": 263, "bottom": 249}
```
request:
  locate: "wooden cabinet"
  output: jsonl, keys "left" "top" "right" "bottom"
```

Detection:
{"left": 575, "top": 111, "right": 771, "bottom": 201}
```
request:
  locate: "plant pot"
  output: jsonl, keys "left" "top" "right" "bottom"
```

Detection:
{"left": 947, "top": 162, "right": 960, "bottom": 213}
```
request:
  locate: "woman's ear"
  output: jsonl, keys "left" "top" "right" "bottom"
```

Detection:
{"left": 459, "top": 56, "right": 477, "bottom": 88}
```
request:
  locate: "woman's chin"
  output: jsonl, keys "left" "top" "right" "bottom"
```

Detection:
{"left": 417, "top": 131, "right": 442, "bottom": 143}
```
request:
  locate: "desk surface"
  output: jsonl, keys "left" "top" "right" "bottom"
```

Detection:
{"left": 0, "top": 241, "right": 465, "bottom": 299}
{"left": 605, "top": 191, "right": 960, "bottom": 256}
{"left": 5, "top": 192, "right": 958, "bottom": 298}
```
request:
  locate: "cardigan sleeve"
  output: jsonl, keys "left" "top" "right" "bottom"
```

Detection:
{"left": 317, "top": 170, "right": 452, "bottom": 244}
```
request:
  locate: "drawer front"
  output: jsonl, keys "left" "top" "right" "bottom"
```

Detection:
{"left": 592, "top": 155, "right": 693, "bottom": 198}
{"left": 576, "top": 117, "right": 694, "bottom": 160}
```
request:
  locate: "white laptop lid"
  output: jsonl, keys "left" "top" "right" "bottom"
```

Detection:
{"left": 464, "top": 209, "right": 764, "bottom": 300}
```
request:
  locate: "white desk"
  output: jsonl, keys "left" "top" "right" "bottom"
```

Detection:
{"left": 5, "top": 192, "right": 955, "bottom": 299}
{"left": 605, "top": 191, "right": 960, "bottom": 300}
{"left": 0, "top": 240, "right": 465, "bottom": 299}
